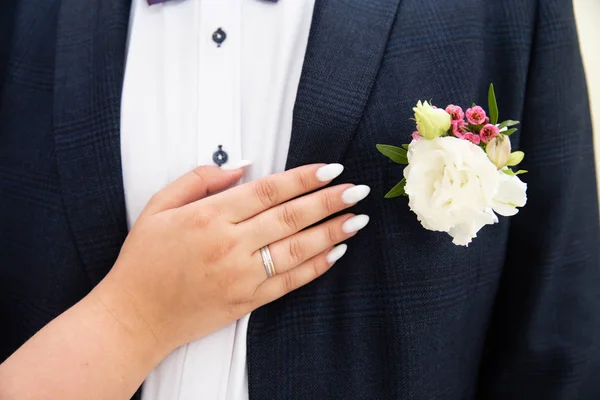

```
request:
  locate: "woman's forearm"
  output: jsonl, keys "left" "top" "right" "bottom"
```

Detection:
{"left": 0, "top": 279, "right": 168, "bottom": 400}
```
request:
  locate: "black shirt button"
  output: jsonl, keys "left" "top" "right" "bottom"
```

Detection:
{"left": 212, "top": 145, "right": 228, "bottom": 166}
{"left": 212, "top": 28, "right": 227, "bottom": 47}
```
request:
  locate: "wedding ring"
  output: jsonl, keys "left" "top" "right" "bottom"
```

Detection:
{"left": 260, "top": 245, "right": 276, "bottom": 278}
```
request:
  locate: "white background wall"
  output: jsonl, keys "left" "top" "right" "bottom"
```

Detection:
{"left": 573, "top": 0, "right": 600, "bottom": 200}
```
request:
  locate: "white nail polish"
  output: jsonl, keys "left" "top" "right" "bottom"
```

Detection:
{"left": 342, "top": 214, "right": 370, "bottom": 234}
{"left": 220, "top": 160, "right": 253, "bottom": 171}
{"left": 316, "top": 163, "right": 344, "bottom": 182}
{"left": 326, "top": 244, "right": 348, "bottom": 264}
{"left": 341, "top": 185, "right": 371, "bottom": 204}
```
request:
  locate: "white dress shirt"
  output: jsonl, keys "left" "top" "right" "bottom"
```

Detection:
{"left": 120, "top": 0, "right": 315, "bottom": 398}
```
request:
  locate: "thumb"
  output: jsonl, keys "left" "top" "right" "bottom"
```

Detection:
{"left": 143, "top": 165, "right": 246, "bottom": 215}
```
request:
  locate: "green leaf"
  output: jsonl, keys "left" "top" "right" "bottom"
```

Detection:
{"left": 506, "top": 151, "right": 525, "bottom": 166}
{"left": 502, "top": 168, "right": 528, "bottom": 176}
{"left": 498, "top": 120, "right": 520, "bottom": 129}
{"left": 376, "top": 144, "right": 408, "bottom": 165}
{"left": 385, "top": 178, "right": 406, "bottom": 198}
{"left": 472, "top": 103, "right": 477, "bottom": 108}
{"left": 503, "top": 128, "right": 518, "bottom": 136}
{"left": 401, "top": 144, "right": 410, "bottom": 151}
{"left": 488, "top": 83, "right": 499, "bottom": 125}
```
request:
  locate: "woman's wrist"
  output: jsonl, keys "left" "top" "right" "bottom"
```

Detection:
{"left": 0, "top": 271, "right": 172, "bottom": 400}
{"left": 88, "top": 272, "right": 173, "bottom": 367}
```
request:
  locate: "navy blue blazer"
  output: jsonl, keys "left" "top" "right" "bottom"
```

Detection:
{"left": 1, "top": 0, "right": 599, "bottom": 398}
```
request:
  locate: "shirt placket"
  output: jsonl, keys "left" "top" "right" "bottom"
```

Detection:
{"left": 196, "top": 0, "right": 242, "bottom": 168}
{"left": 176, "top": 1, "right": 242, "bottom": 399}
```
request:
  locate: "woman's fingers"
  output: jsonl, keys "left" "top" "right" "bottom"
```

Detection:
{"left": 261, "top": 214, "right": 370, "bottom": 276}
{"left": 204, "top": 163, "right": 345, "bottom": 222}
{"left": 254, "top": 244, "right": 349, "bottom": 303}
{"left": 241, "top": 184, "right": 371, "bottom": 248}
{"left": 143, "top": 166, "right": 244, "bottom": 216}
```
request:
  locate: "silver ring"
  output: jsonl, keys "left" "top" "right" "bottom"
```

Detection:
{"left": 260, "top": 246, "right": 276, "bottom": 278}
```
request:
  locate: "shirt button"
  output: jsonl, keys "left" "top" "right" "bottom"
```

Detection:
{"left": 212, "top": 28, "right": 227, "bottom": 47}
{"left": 212, "top": 145, "right": 228, "bottom": 166}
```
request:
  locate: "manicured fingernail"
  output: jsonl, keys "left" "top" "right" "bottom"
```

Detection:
{"left": 342, "top": 214, "right": 370, "bottom": 234}
{"left": 341, "top": 185, "right": 371, "bottom": 204}
{"left": 220, "top": 160, "right": 253, "bottom": 171}
{"left": 316, "top": 163, "right": 344, "bottom": 182}
{"left": 326, "top": 244, "right": 348, "bottom": 264}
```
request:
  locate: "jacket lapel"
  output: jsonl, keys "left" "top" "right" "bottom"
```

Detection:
{"left": 285, "top": 0, "right": 402, "bottom": 169}
{"left": 249, "top": 0, "right": 401, "bottom": 397}
{"left": 53, "top": 0, "right": 131, "bottom": 286}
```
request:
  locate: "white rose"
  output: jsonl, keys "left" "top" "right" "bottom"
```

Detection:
{"left": 413, "top": 100, "right": 452, "bottom": 140}
{"left": 491, "top": 172, "right": 527, "bottom": 217}
{"left": 404, "top": 137, "right": 500, "bottom": 246}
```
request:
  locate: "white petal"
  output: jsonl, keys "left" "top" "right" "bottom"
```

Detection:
{"left": 449, "top": 225, "right": 475, "bottom": 246}
{"left": 491, "top": 202, "right": 519, "bottom": 217}
{"left": 492, "top": 173, "right": 527, "bottom": 217}
{"left": 448, "top": 208, "right": 498, "bottom": 246}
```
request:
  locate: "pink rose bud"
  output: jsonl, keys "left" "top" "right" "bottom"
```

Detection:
{"left": 463, "top": 133, "right": 481, "bottom": 145}
{"left": 445, "top": 104, "right": 464, "bottom": 121}
{"left": 479, "top": 123, "right": 500, "bottom": 144}
{"left": 466, "top": 106, "right": 487, "bottom": 125}
{"left": 451, "top": 120, "right": 466, "bottom": 138}
{"left": 412, "top": 131, "right": 421, "bottom": 141}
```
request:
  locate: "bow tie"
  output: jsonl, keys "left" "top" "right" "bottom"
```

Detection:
{"left": 148, "top": 0, "right": 278, "bottom": 4}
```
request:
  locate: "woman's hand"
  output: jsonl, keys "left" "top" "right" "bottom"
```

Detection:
{"left": 0, "top": 163, "right": 370, "bottom": 400}
{"left": 96, "top": 163, "right": 370, "bottom": 355}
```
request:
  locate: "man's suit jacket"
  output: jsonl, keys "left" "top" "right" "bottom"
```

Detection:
{"left": 1, "top": 0, "right": 599, "bottom": 398}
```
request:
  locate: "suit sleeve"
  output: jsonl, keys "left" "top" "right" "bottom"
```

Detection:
{"left": 476, "top": 0, "right": 600, "bottom": 398}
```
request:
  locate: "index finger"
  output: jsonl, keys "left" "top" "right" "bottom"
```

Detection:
{"left": 205, "top": 163, "right": 344, "bottom": 223}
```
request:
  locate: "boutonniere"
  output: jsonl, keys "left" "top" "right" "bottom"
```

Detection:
{"left": 377, "top": 84, "right": 527, "bottom": 246}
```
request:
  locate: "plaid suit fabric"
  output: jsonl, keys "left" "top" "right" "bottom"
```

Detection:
{"left": 1, "top": 0, "right": 599, "bottom": 399}
{"left": 1, "top": 0, "right": 92, "bottom": 360}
